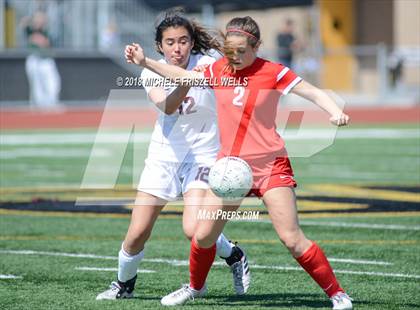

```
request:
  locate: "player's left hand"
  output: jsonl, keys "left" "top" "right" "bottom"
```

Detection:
{"left": 124, "top": 43, "right": 146, "bottom": 66}
{"left": 330, "top": 113, "right": 350, "bottom": 126}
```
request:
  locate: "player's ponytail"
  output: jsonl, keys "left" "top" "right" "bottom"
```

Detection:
{"left": 154, "top": 8, "right": 223, "bottom": 55}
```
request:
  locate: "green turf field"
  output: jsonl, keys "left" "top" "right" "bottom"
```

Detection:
{"left": 1, "top": 215, "right": 419, "bottom": 309}
{"left": 1, "top": 125, "right": 419, "bottom": 188}
{"left": 1, "top": 125, "right": 419, "bottom": 309}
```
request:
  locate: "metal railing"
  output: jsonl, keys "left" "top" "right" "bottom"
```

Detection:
{"left": 6, "top": 0, "right": 158, "bottom": 55}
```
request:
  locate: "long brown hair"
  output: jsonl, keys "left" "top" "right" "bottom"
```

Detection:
{"left": 154, "top": 8, "right": 223, "bottom": 55}
{"left": 222, "top": 16, "right": 261, "bottom": 73}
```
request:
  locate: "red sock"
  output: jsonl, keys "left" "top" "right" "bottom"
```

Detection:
{"left": 295, "top": 242, "right": 344, "bottom": 297}
{"left": 189, "top": 238, "right": 216, "bottom": 290}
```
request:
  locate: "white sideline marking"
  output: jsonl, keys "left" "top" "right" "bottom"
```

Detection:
{"left": 0, "top": 274, "right": 22, "bottom": 279}
{"left": 1, "top": 250, "right": 389, "bottom": 266}
{"left": 333, "top": 269, "right": 420, "bottom": 279}
{"left": 0, "top": 133, "right": 151, "bottom": 145}
{"left": 1, "top": 249, "right": 417, "bottom": 279}
{"left": 1, "top": 129, "right": 419, "bottom": 145}
{"left": 0, "top": 148, "right": 112, "bottom": 159}
{"left": 75, "top": 267, "right": 155, "bottom": 273}
{"left": 282, "top": 128, "right": 420, "bottom": 140}
{"left": 259, "top": 220, "right": 420, "bottom": 231}
{"left": 250, "top": 265, "right": 420, "bottom": 279}
{"left": 300, "top": 220, "right": 420, "bottom": 231}
{"left": 0, "top": 250, "right": 116, "bottom": 260}
{"left": 327, "top": 258, "right": 392, "bottom": 266}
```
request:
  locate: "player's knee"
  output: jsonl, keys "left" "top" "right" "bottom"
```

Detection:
{"left": 183, "top": 224, "right": 195, "bottom": 241}
{"left": 194, "top": 231, "right": 215, "bottom": 248}
{"left": 124, "top": 230, "right": 152, "bottom": 253}
{"left": 280, "top": 230, "right": 302, "bottom": 253}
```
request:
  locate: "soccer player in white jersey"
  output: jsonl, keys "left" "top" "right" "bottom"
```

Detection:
{"left": 96, "top": 9, "right": 250, "bottom": 300}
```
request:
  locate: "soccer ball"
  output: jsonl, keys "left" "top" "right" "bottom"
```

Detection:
{"left": 209, "top": 156, "right": 253, "bottom": 200}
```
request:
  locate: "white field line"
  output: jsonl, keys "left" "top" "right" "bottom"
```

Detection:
{"left": 282, "top": 128, "right": 420, "bottom": 140}
{"left": 0, "top": 250, "right": 116, "bottom": 260}
{"left": 0, "top": 148, "right": 112, "bottom": 159}
{"left": 250, "top": 265, "right": 420, "bottom": 279}
{"left": 1, "top": 129, "right": 419, "bottom": 145}
{"left": 300, "top": 220, "right": 420, "bottom": 231}
{"left": 0, "top": 274, "right": 22, "bottom": 279}
{"left": 0, "top": 133, "right": 151, "bottom": 145}
{"left": 2, "top": 249, "right": 418, "bottom": 279}
{"left": 75, "top": 267, "right": 155, "bottom": 273}
{"left": 0, "top": 249, "right": 390, "bottom": 266}
{"left": 327, "top": 258, "right": 391, "bottom": 265}
{"left": 258, "top": 220, "right": 420, "bottom": 231}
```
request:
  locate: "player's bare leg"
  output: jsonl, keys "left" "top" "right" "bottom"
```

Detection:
{"left": 264, "top": 187, "right": 352, "bottom": 309}
{"left": 182, "top": 189, "right": 207, "bottom": 240}
{"left": 161, "top": 190, "right": 242, "bottom": 306}
{"left": 96, "top": 191, "right": 166, "bottom": 300}
{"left": 193, "top": 189, "right": 239, "bottom": 248}
{"left": 183, "top": 189, "right": 251, "bottom": 295}
{"left": 263, "top": 187, "right": 311, "bottom": 257}
{"left": 124, "top": 191, "right": 166, "bottom": 254}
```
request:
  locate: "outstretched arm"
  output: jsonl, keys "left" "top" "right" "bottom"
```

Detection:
{"left": 291, "top": 80, "right": 350, "bottom": 126}
{"left": 125, "top": 43, "right": 203, "bottom": 83}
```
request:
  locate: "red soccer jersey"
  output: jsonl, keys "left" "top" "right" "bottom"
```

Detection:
{"left": 204, "top": 57, "right": 302, "bottom": 164}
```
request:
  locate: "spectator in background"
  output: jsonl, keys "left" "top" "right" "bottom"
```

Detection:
{"left": 388, "top": 50, "right": 404, "bottom": 90}
{"left": 21, "top": 11, "right": 61, "bottom": 109}
{"left": 276, "top": 19, "right": 301, "bottom": 69}
{"left": 99, "top": 20, "right": 120, "bottom": 51}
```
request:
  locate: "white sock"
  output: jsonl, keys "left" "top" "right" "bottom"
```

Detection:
{"left": 216, "top": 233, "right": 234, "bottom": 258}
{"left": 118, "top": 245, "right": 144, "bottom": 282}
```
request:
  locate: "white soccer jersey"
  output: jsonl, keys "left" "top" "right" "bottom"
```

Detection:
{"left": 140, "top": 53, "right": 219, "bottom": 164}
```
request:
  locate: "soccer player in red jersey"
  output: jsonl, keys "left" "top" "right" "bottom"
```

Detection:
{"left": 125, "top": 15, "right": 352, "bottom": 310}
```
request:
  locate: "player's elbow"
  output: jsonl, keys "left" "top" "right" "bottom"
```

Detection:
{"left": 163, "top": 107, "right": 178, "bottom": 115}
{"left": 155, "top": 101, "right": 178, "bottom": 115}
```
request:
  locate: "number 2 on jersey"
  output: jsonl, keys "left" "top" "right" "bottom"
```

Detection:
{"left": 232, "top": 86, "right": 245, "bottom": 106}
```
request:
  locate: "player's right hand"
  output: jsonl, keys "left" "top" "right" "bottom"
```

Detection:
{"left": 192, "top": 64, "right": 208, "bottom": 73}
{"left": 330, "top": 113, "right": 350, "bottom": 127}
{"left": 124, "top": 43, "right": 146, "bottom": 66}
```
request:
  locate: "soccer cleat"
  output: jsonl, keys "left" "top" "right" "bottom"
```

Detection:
{"left": 330, "top": 292, "right": 353, "bottom": 310}
{"left": 96, "top": 275, "right": 137, "bottom": 300}
{"left": 160, "top": 283, "right": 207, "bottom": 306}
{"left": 224, "top": 242, "right": 251, "bottom": 295}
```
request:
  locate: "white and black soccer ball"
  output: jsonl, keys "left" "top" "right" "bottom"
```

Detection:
{"left": 209, "top": 156, "right": 253, "bottom": 200}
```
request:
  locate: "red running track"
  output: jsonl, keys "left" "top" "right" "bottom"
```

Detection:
{"left": 0, "top": 106, "right": 419, "bottom": 129}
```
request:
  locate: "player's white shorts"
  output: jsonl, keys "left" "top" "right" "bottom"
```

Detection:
{"left": 137, "top": 158, "right": 213, "bottom": 201}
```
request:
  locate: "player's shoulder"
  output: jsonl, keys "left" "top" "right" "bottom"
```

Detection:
{"left": 259, "top": 58, "right": 287, "bottom": 73}
{"left": 195, "top": 54, "right": 217, "bottom": 65}
{"left": 186, "top": 53, "right": 217, "bottom": 72}
{"left": 210, "top": 57, "right": 229, "bottom": 73}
